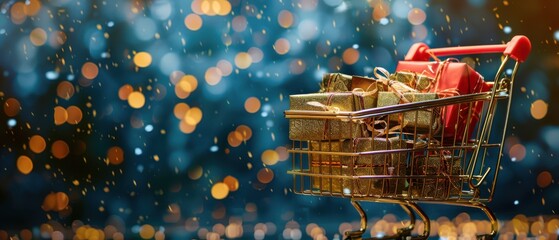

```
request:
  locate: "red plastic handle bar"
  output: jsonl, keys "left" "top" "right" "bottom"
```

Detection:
{"left": 404, "top": 35, "right": 531, "bottom": 62}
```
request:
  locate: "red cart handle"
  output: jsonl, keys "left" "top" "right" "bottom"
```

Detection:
{"left": 405, "top": 35, "right": 531, "bottom": 63}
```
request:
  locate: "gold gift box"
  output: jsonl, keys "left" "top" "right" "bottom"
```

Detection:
{"left": 377, "top": 92, "right": 441, "bottom": 134}
{"left": 309, "top": 137, "right": 407, "bottom": 196}
{"left": 320, "top": 73, "right": 381, "bottom": 92}
{"left": 310, "top": 163, "right": 383, "bottom": 196}
{"left": 410, "top": 155, "right": 462, "bottom": 199}
{"left": 389, "top": 71, "right": 434, "bottom": 91}
{"left": 289, "top": 92, "right": 376, "bottom": 140}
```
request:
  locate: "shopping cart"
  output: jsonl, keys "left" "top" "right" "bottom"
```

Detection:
{"left": 285, "top": 36, "right": 531, "bottom": 240}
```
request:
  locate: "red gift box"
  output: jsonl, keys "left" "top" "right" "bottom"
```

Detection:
{"left": 395, "top": 60, "right": 491, "bottom": 140}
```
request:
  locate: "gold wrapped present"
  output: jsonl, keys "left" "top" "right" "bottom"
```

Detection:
{"left": 320, "top": 73, "right": 381, "bottom": 92}
{"left": 389, "top": 71, "right": 434, "bottom": 91}
{"left": 309, "top": 137, "right": 407, "bottom": 196}
{"left": 310, "top": 163, "right": 383, "bottom": 196}
{"left": 346, "top": 137, "right": 407, "bottom": 195}
{"left": 410, "top": 155, "right": 462, "bottom": 199}
{"left": 289, "top": 92, "right": 376, "bottom": 140}
{"left": 377, "top": 92, "right": 441, "bottom": 134}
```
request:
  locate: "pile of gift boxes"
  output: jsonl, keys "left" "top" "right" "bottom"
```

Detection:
{"left": 288, "top": 60, "right": 492, "bottom": 199}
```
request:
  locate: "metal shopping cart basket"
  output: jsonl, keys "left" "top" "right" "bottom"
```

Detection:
{"left": 285, "top": 36, "right": 531, "bottom": 240}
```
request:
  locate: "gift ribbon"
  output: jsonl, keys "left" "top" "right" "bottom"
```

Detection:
{"left": 374, "top": 67, "right": 417, "bottom": 104}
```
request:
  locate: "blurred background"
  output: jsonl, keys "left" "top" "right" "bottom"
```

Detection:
{"left": 0, "top": 0, "right": 558, "bottom": 239}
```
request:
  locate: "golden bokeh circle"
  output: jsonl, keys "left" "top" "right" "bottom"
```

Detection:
{"left": 235, "top": 125, "right": 252, "bottom": 141}
{"left": 81, "top": 62, "right": 99, "bottom": 80}
{"left": 53, "top": 106, "right": 68, "bottom": 125}
{"left": 530, "top": 99, "right": 548, "bottom": 120}
{"left": 234, "top": 52, "right": 252, "bottom": 69}
{"left": 51, "top": 140, "right": 70, "bottom": 159}
{"left": 107, "top": 146, "right": 124, "bottom": 165}
{"left": 29, "top": 135, "right": 46, "bottom": 154}
{"left": 261, "top": 150, "right": 279, "bottom": 166}
{"left": 257, "top": 168, "right": 274, "bottom": 184}
{"left": 223, "top": 175, "right": 239, "bottom": 192}
{"left": 30, "top": 28, "right": 47, "bottom": 46}
{"left": 173, "top": 103, "right": 190, "bottom": 119}
{"left": 139, "top": 224, "right": 156, "bottom": 239}
{"left": 128, "top": 91, "right": 146, "bottom": 109}
{"left": 188, "top": 166, "right": 204, "bottom": 180}
{"left": 4, "top": 98, "right": 21, "bottom": 117}
{"left": 244, "top": 97, "right": 261, "bottom": 113}
{"left": 56, "top": 81, "right": 75, "bottom": 100}
{"left": 118, "top": 84, "right": 134, "bottom": 100}
{"left": 16, "top": 155, "right": 33, "bottom": 175}
{"left": 273, "top": 38, "right": 290, "bottom": 55}
{"left": 66, "top": 106, "right": 83, "bottom": 125}
{"left": 205, "top": 67, "right": 223, "bottom": 86}
{"left": 227, "top": 131, "right": 243, "bottom": 147}
{"left": 185, "top": 107, "right": 203, "bottom": 125}
{"left": 185, "top": 14, "right": 203, "bottom": 31}
{"left": 278, "top": 10, "right": 294, "bottom": 28}
{"left": 537, "top": 171, "right": 553, "bottom": 188}
{"left": 342, "top": 48, "right": 359, "bottom": 65}
{"left": 133, "top": 52, "right": 152, "bottom": 68}
{"left": 55, "top": 192, "right": 69, "bottom": 211}
{"left": 211, "top": 182, "right": 229, "bottom": 200}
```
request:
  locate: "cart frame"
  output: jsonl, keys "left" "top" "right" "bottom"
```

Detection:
{"left": 285, "top": 36, "right": 531, "bottom": 240}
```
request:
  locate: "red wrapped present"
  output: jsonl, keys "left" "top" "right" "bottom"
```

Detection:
{"left": 395, "top": 60, "right": 492, "bottom": 140}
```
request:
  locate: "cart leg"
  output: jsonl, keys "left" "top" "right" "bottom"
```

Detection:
{"left": 404, "top": 201, "right": 430, "bottom": 240}
{"left": 395, "top": 204, "right": 415, "bottom": 237}
{"left": 475, "top": 203, "right": 497, "bottom": 240}
{"left": 345, "top": 200, "right": 367, "bottom": 240}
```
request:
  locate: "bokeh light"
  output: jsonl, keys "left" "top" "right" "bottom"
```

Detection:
{"left": 30, "top": 28, "right": 47, "bottom": 46}
{"left": 51, "top": 140, "right": 70, "bottom": 159}
{"left": 211, "top": 182, "right": 229, "bottom": 200}
{"left": 133, "top": 52, "right": 153, "bottom": 68}
{"left": 185, "top": 14, "right": 203, "bottom": 31}
{"left": 4, "top": 98, "right": 21, "bottom": 117}
{"left": 118, "top": 84, "right": 134, "bottom": 100}
{"left": 261, "top": 149, "right": 279, "bottom": 166}
{"left": 81, "top": 62, "right": 99, "bottom": 80}
{"left": 536, "top": 171, "right": 553, "bottom": 188}
{"left": 234, "top": 52, "right": 252, "bottom": 69}
{"left": 278, "top": 10, "right": 294, "bottom": 28}
{"left": 16, "top": 156, "right": 33, "bottom": 175}
{"left": 53, "top": 106, "right": 68, "bottom": 125}
{"left": 244, "top": 97, "right": 261, "bottom": 113}
{"left": 408, "top": 8, "right": 427, "bottom": 25}
{"left": 531, "top": 99, "right": 548, "bottom": 120}
{"left": 29, "top": 135, "right": 47, "bottom": 154}
{"left": 274, "top": 38, "right": 290, "bottom": 55}
{"left": 342, "top": 48, "right": 359, "bottom": 65}
{"left": 56, "top": 81, "right": 75, "bottom": 100}
{"left": 128, "top": 91, "right": 146, "bottom": 109}
{"left": 107, "top": 146, "right": 124, "bottom": 165}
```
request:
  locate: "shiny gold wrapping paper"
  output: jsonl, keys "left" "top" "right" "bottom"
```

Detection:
{"left": 309, "top": 137, "right": 407, "bottom": 196}
{"left": 377, "top": 92, "right": 440, "bottom": 134}
{"left": 288, "top": 92, "right": 376, "bottom": 140}
{"left": 389, "top": 71, "right": 434, "bottom": 91}
{"left": 347, "top": 137, "right": 407, "bottom": 195}
{"left": 310, "top": 163, "right": 383, "bottom": 196}
{"left": 410, "top": 155, "right": 462, "bottom": 199}
{"left": 320, "top": 73, "right": 380, "bottom": 92}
